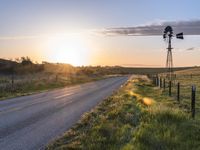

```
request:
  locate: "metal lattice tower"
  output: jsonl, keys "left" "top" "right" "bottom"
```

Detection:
{"left": 163, "top": 26, "right": 183, "bottom": 80}
{"left": 166, "top": 33, "right": 173, "bottom": 79}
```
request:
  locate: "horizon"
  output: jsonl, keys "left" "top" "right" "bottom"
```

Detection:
{"left": 0, "top": 0, "right": 200, "bottom": 67}
{"left": 1, "top": 57, "right": 199, "bottom": 69}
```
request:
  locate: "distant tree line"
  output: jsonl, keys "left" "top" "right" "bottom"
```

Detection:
{"left": 0, "top": 57, "right": 196, "bottom": 76}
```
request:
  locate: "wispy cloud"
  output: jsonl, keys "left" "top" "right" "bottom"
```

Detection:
{"left": 186, "top": 47, "right": 200, "bottom": 51}
{"left": 122, "top": 64, "right": 161, "bottom": 67}
{"left": 1, "top": 20, "right": 200, "bottom": 40}
{"left": 0, "top": 35, "right": 42, "bottom": 40}
{"left": 186, "top": 47, "right": 195, "bottom": 51}
{"left": 102, "top": 19, "right": 200, "bottom": 36}
{"left": 0, "top": 31, "right": 91, "bottom": 41}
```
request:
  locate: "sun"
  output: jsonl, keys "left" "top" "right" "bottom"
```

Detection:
{"left": 45, "top": 33, "right": 90, "bottom": 66}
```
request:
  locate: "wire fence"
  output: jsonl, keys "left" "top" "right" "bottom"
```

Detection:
{"left": 148, "top": 73, "right": 200, "bottom": 119}
{"left": 0, "top": 73, "right": 70, "bottom": 95}
{"left": 0, "top": 72, "right": 106, "bottom": 99}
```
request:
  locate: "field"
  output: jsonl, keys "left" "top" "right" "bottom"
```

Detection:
{"left": 46, "top": 74, "right": 200, "bottom": 150}
{"left": 0, "top": 57, "right": 193, "bottom": 100}
{"left": 2, "top": 58, "right": 200, "bottom": 149}
{"left": 0, "top": 72, "right": 112, "bottom": 100}
{"left": 158, "top": 67, "right": 200, "bottom": 120}
{"left": 0, "top": 62, "right": 110, "bottom": 100}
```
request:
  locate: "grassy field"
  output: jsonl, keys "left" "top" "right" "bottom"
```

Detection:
{"left": 0, "top": 57, "right": 194, "bottom": 100}
{"left": 46, "top": 75, "right": 200, "bottom": 150}
{"left": 0, "top": 73, "right": 111, "bottom": 100}
{"left": 158, "top": 67, "right": 200, "bottom": 120}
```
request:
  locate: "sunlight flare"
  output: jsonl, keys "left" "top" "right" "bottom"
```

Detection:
{"left": 45, "top": 33, "right": 90, "bottom": 66}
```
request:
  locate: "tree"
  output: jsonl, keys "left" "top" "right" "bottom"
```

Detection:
{"left": 20, "top": 56, "right": 33, "bottom": 65}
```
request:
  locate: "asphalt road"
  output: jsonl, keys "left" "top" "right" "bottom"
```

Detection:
{"left": 0, "top": 76, "right": 129, "bottom": 150}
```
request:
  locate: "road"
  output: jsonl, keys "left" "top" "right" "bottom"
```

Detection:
{"left": 0, "top": 76, "right": 128, "bottom": 150}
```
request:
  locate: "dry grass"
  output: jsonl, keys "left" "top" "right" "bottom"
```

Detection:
{"left": 0, "top": 73, "right": 109, "bottom": 100}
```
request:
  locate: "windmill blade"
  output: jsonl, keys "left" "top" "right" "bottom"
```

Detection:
{"left": 163, "top": 34, "right": 166, "bottom": 39}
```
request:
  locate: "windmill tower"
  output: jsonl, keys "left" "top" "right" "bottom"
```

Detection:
{"left": 163, "top": 26, "right": 183, "bottom": 80}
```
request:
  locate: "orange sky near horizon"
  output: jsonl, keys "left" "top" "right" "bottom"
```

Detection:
{"left": 1, "top": 31, "right": 200, "bottom": 67}
{"left": 1, "top": 1, "right": 200, "bottom": 67}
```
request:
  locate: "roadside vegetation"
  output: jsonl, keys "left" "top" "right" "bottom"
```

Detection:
{"left": 46, "top": 75, "right": 200, "bottom": 150}
{"left": 0, "top": 73, "right": 109, "bottom": 100}
{"left": 0, "top": 57, "right": 193, "bottom": 100}
{"left": 0, "top": 57, "right": 120, "bottom": 100}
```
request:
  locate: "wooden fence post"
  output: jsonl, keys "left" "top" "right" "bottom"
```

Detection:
{"left": 11, "top": 74, "right": 14, "bottom": 88}
{"left": 163, "top": 79, "right": 166, "bottom": 90}
{"left": 177, "top": 82, "right": 180, "bottom": 102}
{"left": 169, "top": 81, "right": 172, "bottom": 96}
{"left": 153, "top": 77, "right": 156, "bottom": 85}
{"left": 191, "top": 85, "right": 196, "bottom": 119}
{"left": 160, "top": 78, "right": 162, "bottom": 88}
{"left": 155, "top": 77, "right": 158, "bottom": 86}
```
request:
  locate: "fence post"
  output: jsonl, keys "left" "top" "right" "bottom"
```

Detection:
{"left": 152, "top": 77, "right": 155, "bottom": 85}
{"left": 169, "top": 81, "right": 172, "bottom": 96}
{"left": 11, "top": 68, "right": 14, "bottom": 91}
{"left": 163, "top": 78, "right": 166, "bottom": 90}
{"left": 191, "top": 85, "right": 196, "bottom": 119}
{"left": 153, "top": 77, "right": 156, "bottom": 86}
{"left": 155, "top": 77, "right": 158, "bottom": 86}
{"left": 177, "top": 82, "right": 180, "bottom": 102}
{"left": 157, "top": 77, "right": 159, "bottom": 87}
{"left": 160, "top": 78, "right": 162, "bottom": 88}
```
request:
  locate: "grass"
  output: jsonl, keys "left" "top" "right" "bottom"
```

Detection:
{"left": 46, "top": 76, "right": 200, "bottom": 150}
{"left": 0, "top": 74, "right": 111, "bottom": 100}
{"left": 159, "top": 67, "right": 200, "bottom": 120}
{"left": 46, "top": 77, "right": 140, "bottom": 150}
{"left": 0, "top": 58, "right": 194, "bottom": 100}
{"left": 132, "top": 77, "right": 200, "bottom": 150}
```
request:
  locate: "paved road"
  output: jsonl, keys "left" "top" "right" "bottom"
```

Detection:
{"left": 0, "top": 76, "right": 129, "bottom": 150}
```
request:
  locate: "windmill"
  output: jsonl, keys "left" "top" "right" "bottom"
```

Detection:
{"left": 163, "top": 26, "right": 184, "bottom": 80}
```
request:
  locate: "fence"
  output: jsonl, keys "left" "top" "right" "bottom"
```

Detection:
{"left": 0, "top": 72, "right": 101, "bottom": 99}
{"left": 148, "top": 74, "right": 199, "bottom": 119}
{"left": 0, "top": 73, "right": 68, "bottom": 97}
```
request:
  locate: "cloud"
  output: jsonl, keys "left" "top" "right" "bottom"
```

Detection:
{"left": 102, "top": 19, "right": 200, "bottom": 36}
{"left": 186, "top": 47, "right": 200, "bottom": 51}
{"left": 122, "top": 64, "right": 161, "bottom": 67}
{"left": 0, "top": 35, "right": 42, "bottom": 40}
{"left": 1, "top": 20, "right": 200, "bottom": 40}
{"left": 186, "top": 47, "right": 195, "bottom": 51}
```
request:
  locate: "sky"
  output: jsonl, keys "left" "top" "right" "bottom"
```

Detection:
{"left": 0, "top": 0, "right": 200, "bottom": 67}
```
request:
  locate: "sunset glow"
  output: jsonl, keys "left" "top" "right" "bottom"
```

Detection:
{"left": 45, "top": 33, "right": 90, "bottom": 66}
{"left": 0, "top": 0, "right": 200, "bottom": 67}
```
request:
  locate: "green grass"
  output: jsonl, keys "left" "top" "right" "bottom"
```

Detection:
{"left": 46, "top": 76, "right": 200, "bottom": 150}
{"left": 131, "top": 78, "right": 200, "bottom": 150}
{"left": 159, "top": 68, "right": 200, "bottom": 120}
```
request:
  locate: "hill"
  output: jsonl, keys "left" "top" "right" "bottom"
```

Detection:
{"left": 175, "top": 66, "right": 200, "bottom": 75}
{"left": 0, "top": 58, "right": 196, "bottom": 75}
